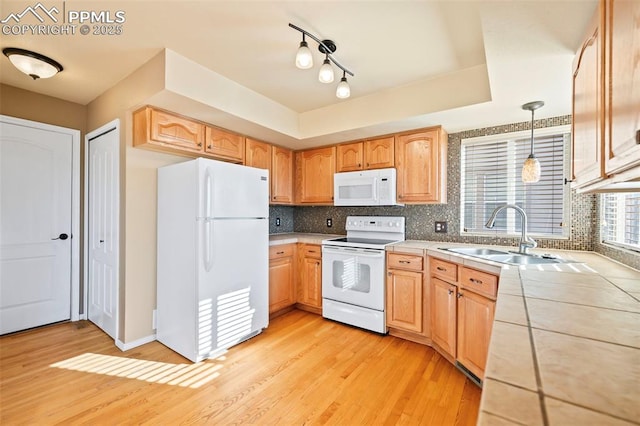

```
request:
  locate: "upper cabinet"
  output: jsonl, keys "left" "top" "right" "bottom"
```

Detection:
{"left": 205, "top": 126, "right": 244, "bottom": 163}
{"left": 572, "top": 0, "right": 640, "bottom": 192}
{"left": 336, "top": 136, "right": 395, "bottom": 172}
{"left": 133, "top": 106, "right": 205, "bottom": 155}
{"left": 295, "top": 146, "right": 336, "bottom": 204}
{"left": 272, "top": 146, "right": 294, "bottom": 205}
{"left": 245, "top": 138, "right": 271, "bottom": 170}
{"left": 395, "top": 128, "right": 448, "bottom": 204}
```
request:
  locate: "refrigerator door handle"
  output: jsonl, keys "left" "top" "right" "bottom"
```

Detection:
{"left": 203, "top": 219, "right": 214, "bottom": 272}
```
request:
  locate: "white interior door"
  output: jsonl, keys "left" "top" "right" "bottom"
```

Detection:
{"left": 0, "top": 121, "right": 73, "bottom": 334}
{"left": 87, "top": 123, "right": 119, "bottom": 339}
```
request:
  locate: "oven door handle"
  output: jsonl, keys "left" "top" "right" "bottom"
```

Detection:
{"left": 322, "top": 246, "right": 384, "bottom": 258}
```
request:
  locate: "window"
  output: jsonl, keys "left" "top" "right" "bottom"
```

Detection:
{"left": 601, "top": 193, "right": 640, "bottom": 252}
{"left": 461, "top": 126, "right": 570, "bottom": 238}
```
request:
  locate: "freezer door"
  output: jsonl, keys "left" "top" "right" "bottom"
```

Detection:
{"left": 197, "top": 158, "right": 268, "bottom": 219}
{"left": 196, "top": 217, "right": 268, "bottom": 358}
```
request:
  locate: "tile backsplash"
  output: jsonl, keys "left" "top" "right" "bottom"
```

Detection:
{"left": 271, "top": 115, "right": 639, "bottom": 270}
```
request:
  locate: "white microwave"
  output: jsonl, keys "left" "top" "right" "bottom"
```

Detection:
{"left": 333, "top": 168, "right": 401, "bottom": 206}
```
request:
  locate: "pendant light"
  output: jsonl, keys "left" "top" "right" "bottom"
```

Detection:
{"left": 3, "top": 47, "right": 63, "bottom": 80}
{"left": 521, "top": 101, "right": 544, "bottom": 183}
{"left": 295, "top": 34, "right": 313, "bottom": 69}
{"left": 336, "top": 71, "right": 350, "bottom": 99}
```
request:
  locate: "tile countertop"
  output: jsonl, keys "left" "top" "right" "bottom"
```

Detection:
{"left": 269, "top": 232, "right": 344, "bottom": 246}
{"left": 389, "top": 240, "right": 640, "bottom": 426}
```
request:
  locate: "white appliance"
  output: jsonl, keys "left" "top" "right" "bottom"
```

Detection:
{"left": 322, "top": 216, "right": 405, "bottom": 333}
{"left": 156, "top": 158, "right": 269, "bottom": 362}
{"left": 333, "top": 168, "right": 401, "bottom": 206}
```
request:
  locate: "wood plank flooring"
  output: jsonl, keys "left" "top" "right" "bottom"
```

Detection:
{"left": 0, "top": 310, "right": 481, "bottom": 425}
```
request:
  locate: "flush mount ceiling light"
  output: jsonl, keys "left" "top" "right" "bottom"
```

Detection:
{"left": 3, "top": 47, "right": 63, "bottom": 80}
{"left": 521, "top": 100, "right": 544, "bottom": 183}
{"left": 289, "top": 23, "right": 354, "bottom": 99}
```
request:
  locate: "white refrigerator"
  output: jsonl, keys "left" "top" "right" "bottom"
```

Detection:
{"left": 156, "top": 158, "right": 269, "bottom": 362}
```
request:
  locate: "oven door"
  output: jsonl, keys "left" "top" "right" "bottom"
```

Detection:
{"left": 322, "top": 245, "right": 385, "bottom": 310}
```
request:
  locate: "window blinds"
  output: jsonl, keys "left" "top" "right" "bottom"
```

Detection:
{"left": 601, "top": 193, "right": 640, "bottom": 251}
{"left": 461, "top": 132, "right": 568, "bottom": 237}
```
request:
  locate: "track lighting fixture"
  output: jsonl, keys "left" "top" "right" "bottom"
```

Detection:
{"left": 289, "top": 23, "right": 354, "bottom": 99}
{"left": 521, "top": 101, "right": 544, "bottom": 183}
{"left": 3, "top": 47, "right": 63, "bottom": 80}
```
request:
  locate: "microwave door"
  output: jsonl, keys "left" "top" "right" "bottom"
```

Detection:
{"left": 336, "top": 177, "right": 376, "bottom": 206}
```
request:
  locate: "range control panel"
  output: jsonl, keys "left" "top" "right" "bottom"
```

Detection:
{"left": 345, "top": 216, "right": 405, "bottom": 232}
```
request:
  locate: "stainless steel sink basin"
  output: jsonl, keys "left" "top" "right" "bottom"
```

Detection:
{"left": 442, "top": 247, "right": 575, "bottom": 265}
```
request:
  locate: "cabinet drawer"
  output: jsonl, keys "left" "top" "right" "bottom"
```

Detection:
{"left": 388, "top": 253, "right": 424, "bottom": 271}
{"left": 430, "top": 258, "right": 458, "bottom": 282}
{"left": 269, "top": 244, "right": 294, "bottom": 259}
{"left": 461, "top": 267, "right": 498, "bottom": 299}
{"left": 302, "top": 244, "right": 321, "bottom": 259}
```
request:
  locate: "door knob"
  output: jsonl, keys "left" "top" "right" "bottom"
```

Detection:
{"left": 52, "top": 233, "right": 69, "bottom": 240}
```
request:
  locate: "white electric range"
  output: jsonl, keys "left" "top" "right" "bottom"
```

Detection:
{"left": 321, "top": 216, "right": 406, "bottom": 333}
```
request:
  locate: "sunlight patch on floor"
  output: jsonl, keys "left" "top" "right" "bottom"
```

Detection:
{"left": 50, "top": 353, "right": 223, "bottom": 388}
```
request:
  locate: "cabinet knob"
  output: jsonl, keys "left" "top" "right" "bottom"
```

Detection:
{"left": 367, "top": 163, "right": 370, "bottom": 167}
{"left": 457, "top": 292, "right": 463, "bottom": 299}
{"left": 448, "top": 289, "right": 454, "bottom": 295}
{"left": 197, "top": 143, "right": 202, "bottom": 147}
{"left": 387, "top": 272, "right": 392, "bottom": 276}
{"left": 358, "top": 163, "right": 362, "bottom": 167}
{"left": 207, "top": 145, "right": 212, "bottom": 149}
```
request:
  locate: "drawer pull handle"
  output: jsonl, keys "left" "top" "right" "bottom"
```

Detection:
{"left": 469, "top": 278, "right": 483, "bottom": 285}
{"left": 399, "top": 260, "right": 411, "bottom": 264}
{"left": 448, "top": 289, "right": 454, "bottom": 295}
{"left": 436, "top": 266, "right": 446, "bottom": 271}
{"left": 276, "top": 251, "right": 285, "bottom": 255}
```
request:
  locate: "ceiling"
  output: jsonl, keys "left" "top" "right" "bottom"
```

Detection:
{"left": 0, "top": 0, "right": 597, "bottom": 148}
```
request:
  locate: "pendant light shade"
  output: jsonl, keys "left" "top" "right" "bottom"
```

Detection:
{"left": 336, "top": 72, "right": 350, "bottom": 99}
{"left": 295, "top": 36, "right": 313, "bottom": 69}
{"left": 521, "top": 100, "right": 544, "bottom": 183}
{"left": 318, "top": 56, "right": 334, "bottom": 83}
{"left": 3, "top": 47, "right": 63, "bottom": 80}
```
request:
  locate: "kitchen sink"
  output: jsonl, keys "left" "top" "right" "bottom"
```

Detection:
{"left": 442, "top": 247, "right": 576, "bottom": 265}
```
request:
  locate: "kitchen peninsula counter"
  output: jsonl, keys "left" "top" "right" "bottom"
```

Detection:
{"left": 390, "top": 241, "right": 640, "bottom": 425}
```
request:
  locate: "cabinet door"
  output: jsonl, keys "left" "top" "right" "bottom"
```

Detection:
{"left": 457, "top": 289, "right": 495, "bottom": 380}
{"left": 148, "top": 108, "right": 205, "bottom": 152}
{"left": 269, "top": 256, "right": 295, "bottom": 313}
{"left": 296, "top": 147, "right": 336, "bottom": 204}
{"left": 271, "top": 146, "right": 293, "bottom": 204}
{"left": 205, "top": 126, "right": 245, "bottom": 163}
{"left": 604, "top": 0, "right": 640, "bottom": 176}
{"left": 300, "top": 255, "right": 322, "bottom": 308}
{"left": 395, "top": 129, "right": 446, "bottom": 203}
{"left": 572, "top": 9, "right": 606, "bottom": 187}
{"left": 386, "top": 269, "right": 423, "bottom": 333}
{"left": 336, "top": 142, "right": 364, "bottom": 172}
{"left": 245, "top": 138, "right": 272, "bottom": 170}
{"left": 431, "top": 277, "right": 457, "bottom": 358}
{"left": 364, "top": 136, "right": 394, "bottom": 169}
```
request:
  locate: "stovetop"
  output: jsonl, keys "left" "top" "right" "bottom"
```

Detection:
{"left": 321, "top": 216, "right": 405, "bottom": 250}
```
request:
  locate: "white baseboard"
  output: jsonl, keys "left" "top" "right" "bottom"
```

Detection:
{"left": 115, "top": 334, "right": 157, "bottom": 351}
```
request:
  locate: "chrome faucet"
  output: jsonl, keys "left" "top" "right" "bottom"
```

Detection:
{"left": 485, "top": 204, "right": 537, "bottom": 255}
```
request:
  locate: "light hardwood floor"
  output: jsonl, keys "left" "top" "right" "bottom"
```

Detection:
{"left": 0, "top": 310, "right": 481, "bottom": 424}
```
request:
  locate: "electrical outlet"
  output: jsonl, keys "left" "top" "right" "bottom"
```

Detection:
{"left": 275, "top": 217, "right": 281, "bottom": 226}
{"left": 435, "top": 221, "right": 448, "bottom": 233}
{"left": 326, "top": 218, "right": 333, "bottom": 228}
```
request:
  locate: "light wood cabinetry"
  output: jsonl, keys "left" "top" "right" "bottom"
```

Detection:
{"left": 386, "top": 252, "right": 429, "bottom": 342}
{"left": 271, "top": 146, "right": 294, "bottom": 205}
{"left": 205, "top": 126, "right": 244, "bottom": 163}
{"left": 457, "top": 279, "right": 495, "bottom": 380}
{"left": 269, "top": 245, "right": 296, "bottom": 316}
{"left": 395, "top": 128, "right": 447, "bottom": 203}
{"left": 297, "top": 244, "right": 322, "bottom": 313}
{"left": 295, "top": 147, "right": 336, "bottom": 205}
{"left": 245, "top": 138, "right": 271, "bottom": 170}
{"left": 336, "top": 137, "right": 395, "bottom": 172}
{"left": 572, "top": 0, "right": 640, "bottom": 191}
{"left": 133, "top": 106, "right": 205, "bottom": 155}
{"left": 427, "top": 256, "right": 497, "bottom": 381}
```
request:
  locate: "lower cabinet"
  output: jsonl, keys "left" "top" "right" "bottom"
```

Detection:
{"left": 268, "top": 244, "right": 296, "bottom": 315}
{"left": 386, "top": 252, "right": 429, "bottom": 343}
{"left": 427, "top": 255, "right": 498, "bottom": 381}
{"left": 297, "top": 244, "right": 323, "bottom": 313}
